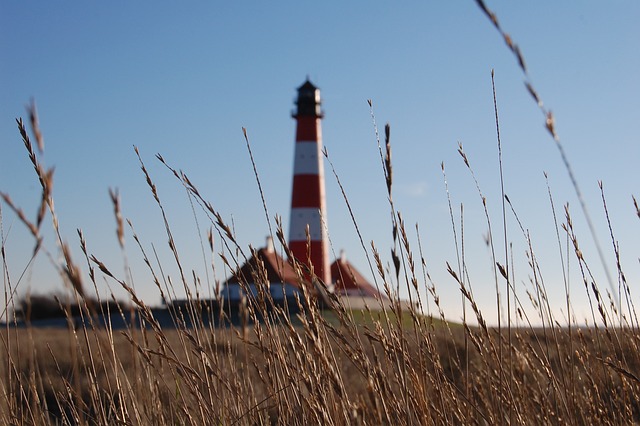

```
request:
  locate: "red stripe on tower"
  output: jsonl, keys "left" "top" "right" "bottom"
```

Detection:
{"left": 289, "top": 79, "right": 330, "bottom": 287}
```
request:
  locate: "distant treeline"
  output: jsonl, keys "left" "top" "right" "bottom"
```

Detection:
{"left": 13, "top": 293, "right": 129, "bottom": 322}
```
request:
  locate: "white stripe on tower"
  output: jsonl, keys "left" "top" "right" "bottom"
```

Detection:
{"left": 289, "top": 79, "right": 330, "bottom": 287}
{"left": 293, "top": 142, "right": 321, "bottom": 175}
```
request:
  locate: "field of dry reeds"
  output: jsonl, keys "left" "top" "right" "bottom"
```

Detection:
{"left": 2, "top": 2, "right": 640, "bottom": 424}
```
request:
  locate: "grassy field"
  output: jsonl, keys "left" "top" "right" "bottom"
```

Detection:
{"left": 3, "top": 2, "right": 640, "bottom": 424}
{"left": 3, "top": 314, "right": 640, "bottom": 424}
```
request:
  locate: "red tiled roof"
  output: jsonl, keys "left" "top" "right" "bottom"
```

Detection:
{"left": 330, "top": 256, "right": 385, "bottom": 299}
{"left": 225, "top": 246, "right": 303, "bottom": 289}
{"left": 225, "top": 242, "right": 384, "bottom": 300}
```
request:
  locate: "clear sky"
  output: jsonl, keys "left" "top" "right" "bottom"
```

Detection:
{"left": 1, "top": 2, "right": 639, "bottom": 325}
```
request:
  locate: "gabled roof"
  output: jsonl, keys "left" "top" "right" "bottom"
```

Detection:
{"left": 224, "top": 240, "right": 384, "bottom": 301}
{"left": 225, "top": 238, "right": 301, "bottom": 288}
{"left": 330, "top": 252, "right": 386, "bottom": 299}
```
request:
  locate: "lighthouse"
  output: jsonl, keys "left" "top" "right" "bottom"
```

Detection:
{"left": 288, "top": 79, "right": 331, "bottom": 287}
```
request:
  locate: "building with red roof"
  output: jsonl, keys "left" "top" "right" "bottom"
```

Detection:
{"left": 220, "top": 237, "right": 304, "bottom": 303}
{"left": 330, "top": 251, "right": 386, "bottom": 299}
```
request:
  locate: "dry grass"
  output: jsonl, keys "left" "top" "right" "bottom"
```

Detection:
{"left": 2, "top": 2, "right": 640, "bottom": 424}
{"left": 3, "top": 319, "right": 640, "bottom": 424}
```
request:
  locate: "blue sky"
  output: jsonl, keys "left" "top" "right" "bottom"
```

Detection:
{"left": 1, "top": 2, "right": 639, "bottom": 325}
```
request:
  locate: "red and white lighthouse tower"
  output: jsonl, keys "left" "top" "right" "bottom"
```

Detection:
{"left": 289, "top": 79, "right": 331, "bottom": 287}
